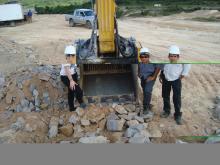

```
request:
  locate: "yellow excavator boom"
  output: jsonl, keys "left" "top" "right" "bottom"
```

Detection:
{"left": 96, "top": 0, "right": 116, "bottom": 54}
{"left": 76, "top": 0, "right": 139, "bottom": 64}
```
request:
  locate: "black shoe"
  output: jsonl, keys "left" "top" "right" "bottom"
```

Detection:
{"left": 160, "top": 111, "right": 170, "bottom": 118}
{"left": 69, "top": 107, "right": 76, "bottom": 112}
{"left": 80, "top": 103, "right": 86, "bottom": 109}
{"left": 175, "top": 116, "right": 183, "bottom": 125}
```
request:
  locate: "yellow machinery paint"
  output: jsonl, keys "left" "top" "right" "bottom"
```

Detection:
{"left": 96, "top": 0, "right": 116, "bottom": 54}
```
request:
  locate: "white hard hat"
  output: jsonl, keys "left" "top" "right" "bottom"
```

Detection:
{"left": 64, "top": 45, "right": 76, "bottom": 55}
{"left": 169, "top": 45, "right": 180, "bottom": 55}
{"left": 140, "top": 47, "right": 150, "bottom": 55}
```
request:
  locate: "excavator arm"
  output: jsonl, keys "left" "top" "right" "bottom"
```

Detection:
{"left": 76, "top": 0, "right": 140, "bottom": 64}
{"left": 96, "top": 0, "right": 116, "bottom": 54}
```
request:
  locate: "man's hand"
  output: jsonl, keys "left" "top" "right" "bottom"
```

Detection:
{"left": 70, "top": 80, "right": 78, "bottom": 90}
{"left": 159, "top": 77, "right": 163, "bottom": 84}
{"left": 146, "top": 76, "right": 156, "bottom": 82}
{"left": 180, "top": 75, "right": 185, "bottom": 80}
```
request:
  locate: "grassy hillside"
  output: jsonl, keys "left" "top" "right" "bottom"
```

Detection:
{"left": 1, "top": 0, "right": 220, "bottom": 16}
{"left": 1, "top": 0, "right": 220, "bottom": 8}
{"left": 0, "top": 0, "right": 88, "bottom": 7}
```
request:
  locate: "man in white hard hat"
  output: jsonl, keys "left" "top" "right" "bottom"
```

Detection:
{"left": 159, "top": 45, "right": 191, "bottom": 125}
{"left": 138, "top": 47, "right": 161, "bottom": 116}
{"left": 60, "top": 45, "right": 86, "bottom": 111}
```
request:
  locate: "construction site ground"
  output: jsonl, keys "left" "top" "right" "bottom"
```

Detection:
{"left": 0, "top": 10, "right": 220, "bottom": 143}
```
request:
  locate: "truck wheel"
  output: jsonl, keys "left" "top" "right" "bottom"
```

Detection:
{"left": 10, "top": 21, "right": 16, "bottom": 27}
{"left": 69, "top": 19, "right": 75, "bottom": 27}
{"left": 86, "top": 21, "right": 92, "bottom": 29}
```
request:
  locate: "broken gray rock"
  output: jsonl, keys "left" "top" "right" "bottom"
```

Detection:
{"left": 205, "top": 136, "right": 220, "bottom": 144}
{"left": 126, "top": 120, "right": 139, "bottom": 127}
{"left": 69, "top": 114, "right": 79, "bottom": 124}
{"left": 33, "top": 89, "right": 39, "bottom": 97}
{"left": 0, "top": 72, "right": 5, "bottom": 88}
{"left": 11, "top": 117, "right": 25, "bottom": 131}
{"left": 107, "top": 113, "right": 119, "bottom": 120}
{"left": 75, "top": 107, "right": 85, "bottom": 117}
{"left": 124, "top": 104, "right": 136, "bottom": 112}
{"left": 118, "top": 114, "right": 133, "bottom": 121}
{"left": 215, "top": 129, "right": 220, "bottom": 135}
{"left": 43, "top": 92, "right": 50, "bottom": 105}
{"left": 58, "top": 118, "right": 64, "bottom": 126}
{"left": 16, "top": 104, "right": 22, "bottom": 112}
{"left": 130, "top": 124, "right": 145, "bottom": 132}
{"left": 213, "top": 104, "right": 220, "bottom": 120}
{"left": 134, "top": 130, "right": 151, "bottom": 138}
{"left": 21, "top": 99, "right": 29, "bottom": 108}
{"left": 134, "top": 116, "right": 144, "bottom": 123}
{"left": 106, "top": 118, "right": 125, "bottom": 132}
{"left": 124, "top": 127, "right": 138, "bottom": 138}
{"left": 129, "top": 136, "right": 151, "bottom": 144}
{"left": 48, "top": 117, "right": 59, "bottom": 138}
{"left": 79, "top": 136, "right": 109, "bottom": 144}
{"left": 114, "top": 105, "right": 128, "bottom": 115}
{"left": 29, "top": 84, "right": 36, "bottom": 95}
{"left": 38, "top": 73, "right": 51, "bottom": 81}
{"left": 127, "top": 112, "right": 137, "bottom": 120}
{"left": 176, "top": 140, "right": 188, "bottom": 144}
{"left": 81, "top": 119, "right": 91, "bottom": 126}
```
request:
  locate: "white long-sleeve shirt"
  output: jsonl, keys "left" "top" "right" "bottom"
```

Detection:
{"left": 163, "top": 64, "right": 191, "bottom": 81}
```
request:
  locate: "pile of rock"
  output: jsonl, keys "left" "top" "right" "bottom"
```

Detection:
{"left": 0, "top": 65, "right": 159, "bottom": 144}
{"left": 1, "top": 65, "right": 68, "bottom": 113}
{"left": 105, "top": 104, "right": 157, "bottom": 143}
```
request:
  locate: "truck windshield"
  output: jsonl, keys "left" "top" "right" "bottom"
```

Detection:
{"left": 84, "top": 11, "right": 94, "bottom": 16}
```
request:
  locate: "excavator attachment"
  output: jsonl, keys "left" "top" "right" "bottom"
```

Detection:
{"left": 76, "top": 0, "right": 140, "bottom": 64}
{"left": 79, "top": 64, "right": 138, "bottom": 103}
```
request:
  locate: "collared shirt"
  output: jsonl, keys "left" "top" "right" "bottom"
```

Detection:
{"left": 60, "top": 64, "right": 77, "bottom": 76}
{"left": 139, "top": 63, "right": 162, "bottom": 80}
{"left": 163, "top": 64, "right": 191, "bottom": 81}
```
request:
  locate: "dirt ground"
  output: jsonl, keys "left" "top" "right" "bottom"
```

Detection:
{"left": 0, "top": 10, "right": 220, "bottom": 67}
{"left": 0, "top": 11, "right": 220, "bottom": 143}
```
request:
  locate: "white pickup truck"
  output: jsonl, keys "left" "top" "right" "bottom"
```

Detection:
{"left": 65, "top": 9, "right": 95, "bottom": 29}
{"left": 0, "top": 3, "right": 24, "bottom": 26}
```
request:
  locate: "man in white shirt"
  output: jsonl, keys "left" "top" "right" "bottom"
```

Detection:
{"left": 160, "top": 45, "right": 191, "bottom": 125}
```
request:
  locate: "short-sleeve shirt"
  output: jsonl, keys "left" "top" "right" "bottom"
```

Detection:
{"left": 60, "top": 64, "right": 77, "bottom": 76}
{"left": 139, "top": 64, "right": 161, "bottom": 80}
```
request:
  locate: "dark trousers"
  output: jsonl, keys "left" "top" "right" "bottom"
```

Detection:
{"left": 141, "top": 78, "right": 155, "bottom": 110}
{"left": 162, "top": 78, "right": 182, "bottom": 117}
{"left": 61, "top": 74, "right": 83, "bottom": 110}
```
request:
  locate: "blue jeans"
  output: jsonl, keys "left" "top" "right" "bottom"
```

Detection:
{"left": 141, "top": 79, "right": 155, "bottom": 110}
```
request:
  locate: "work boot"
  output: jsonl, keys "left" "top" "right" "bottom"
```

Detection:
{"left": 69, "top": 107, "right": 76, "bottom": 112}
{"left": 175, "top": 116, "right": 183, "bottom": 125}
{"left": 143, "top": 106, "right": 154, "bottom": 117}
{"left": 160, "top": 111, "right": 170, "bottom": 118}
{"left": 174, "top": 112, "right": 183, "bottom": 125}
{"left": 80, "top": 103, "right": 86, "bottom": 109}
